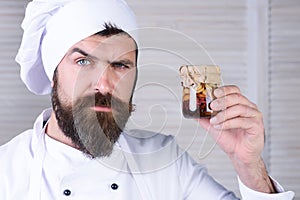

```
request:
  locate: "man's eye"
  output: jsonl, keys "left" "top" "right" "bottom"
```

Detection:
{"left": 77, "top": 59, "right": 91, "bottom": 66}
{"left": 112, "top": 62, "right": 129, "bottom": 70}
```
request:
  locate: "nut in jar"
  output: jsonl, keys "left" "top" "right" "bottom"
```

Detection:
{"left": 179, "top": 65, "right": 221, "bottom": 118}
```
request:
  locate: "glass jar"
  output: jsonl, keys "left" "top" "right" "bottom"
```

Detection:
{"left": 179, "top": 65, "right": 221, "bottom": 118}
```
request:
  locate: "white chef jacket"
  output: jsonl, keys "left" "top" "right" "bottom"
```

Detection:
{"left": 0, "top": 109, "right": 295, "bottom": 200}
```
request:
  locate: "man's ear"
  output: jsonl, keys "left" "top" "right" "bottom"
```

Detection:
{"left": 51, "top": 67, "right": 58, "bottom": 88}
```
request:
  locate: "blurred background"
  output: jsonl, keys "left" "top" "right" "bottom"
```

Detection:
{"left": 0, "top": 0, "right": 299, "bottom": 198}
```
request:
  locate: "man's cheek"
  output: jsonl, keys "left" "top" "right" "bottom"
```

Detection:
{"left": 116, "top": 71, "right": 136, "bottom": 100}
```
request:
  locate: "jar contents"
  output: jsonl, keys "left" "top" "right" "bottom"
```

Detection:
{"left": 179, "top": 65, "right": 221, "bottom": 118}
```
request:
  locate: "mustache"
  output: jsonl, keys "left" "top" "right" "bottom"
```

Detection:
{"left": 76, "top": 92, "right": 134, "bottom": 112}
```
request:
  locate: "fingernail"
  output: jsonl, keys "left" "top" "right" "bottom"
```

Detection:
{"left": 214, "top": 88, "right": 223, "bottom": 97}
{"left": 210, "top": 100, "right": 218, "bottom": 110}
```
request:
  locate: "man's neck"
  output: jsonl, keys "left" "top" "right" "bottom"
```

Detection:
{"left": 45, "top": 111, "right": 77, "bottom": 149}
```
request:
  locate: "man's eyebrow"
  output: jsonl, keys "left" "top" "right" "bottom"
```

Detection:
{"left": 70, "top": 47, "right": 98, "bottom": 60}
{"left": 70, "top": 47, "right": 135, "bottom": 67}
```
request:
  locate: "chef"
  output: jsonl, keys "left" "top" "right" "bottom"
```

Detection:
{"left": 0, "top": 0, "right": 295, "bottom": 199}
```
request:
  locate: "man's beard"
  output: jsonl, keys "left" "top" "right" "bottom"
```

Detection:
{"left": 51, "top": 73, "right": 133, "bottom": 158}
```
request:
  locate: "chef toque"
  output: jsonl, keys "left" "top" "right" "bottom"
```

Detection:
{"left": 15, "top": 0, "right": 138, "bottom": 95}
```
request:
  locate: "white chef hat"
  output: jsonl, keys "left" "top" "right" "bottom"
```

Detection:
{"left": 15, "top": 0, "right": 138, "bottom": 95}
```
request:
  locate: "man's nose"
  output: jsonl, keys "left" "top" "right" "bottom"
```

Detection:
{"left": 94, "top": 67, "right": 114, "bottom": 95}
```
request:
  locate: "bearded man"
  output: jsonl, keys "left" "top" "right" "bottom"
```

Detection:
{"left": 0, "top": 0, "right": 294, "bottom": 199}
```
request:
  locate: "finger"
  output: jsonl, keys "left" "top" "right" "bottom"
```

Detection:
{"left": 213, "top": 85, "right": 241, "bottom": 98}
{"left": 210, "top": 93, "right": 258, "bottom": 111}
{"left": 210, "top": 105, "right": 262, "bottom": 125}
{"left": 212, "top": 117, "right": 263, "bottom": 131}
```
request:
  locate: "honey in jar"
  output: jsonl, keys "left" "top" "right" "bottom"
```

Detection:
{"left": 179, "top": 65, "right": 221, "bottom": 118}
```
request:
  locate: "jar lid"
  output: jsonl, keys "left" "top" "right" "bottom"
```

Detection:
{"left": 179, "top": 65, "right": 221, "bottom": 88}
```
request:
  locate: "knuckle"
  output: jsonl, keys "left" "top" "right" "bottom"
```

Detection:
{"left": 232, "top": 93, "right": 243, "bottom": 104}
{"left": 256, "top": 110, "right": 263, "bottom": 119}
{"left": 242, "top": 105, "right": 250, "bottom": 115}
{"left": 252, "top": 103, "right": 258, "bottom": 109}
{"left": 236, "top": 93, "right": 243, "bottom": 101}
{"left": 231, "top": 85, "right": 241, "bottom": 93}
{"left": 257, "top": 112, "right": 264, "bottom": 123}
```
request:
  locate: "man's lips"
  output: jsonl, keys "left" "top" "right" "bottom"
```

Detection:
{"left": 90, "top": 106, "right": 112, "bottom": 112}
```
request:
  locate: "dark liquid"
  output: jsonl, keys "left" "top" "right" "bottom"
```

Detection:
{"left": 182, "top": 84, "right": 216, "bottom": 118}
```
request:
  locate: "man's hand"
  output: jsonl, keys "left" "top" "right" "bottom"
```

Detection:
{"left": 197, "top": 85, "right": 276, "bottom": 193}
